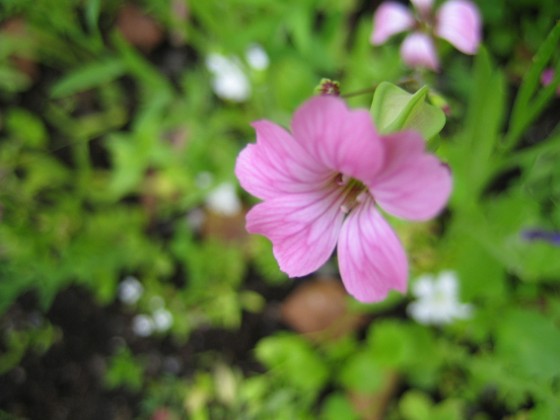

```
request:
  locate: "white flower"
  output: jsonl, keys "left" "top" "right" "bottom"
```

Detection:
{"left": 245, "top": 44, "right": 269, "bottom": 70}
{"left": 153, "top": 308, "right": 173, "bottom": 332}
{"left": 206, "top": 53, "right": 250, "bottom": 102}
{"left": 407, "top": 271, "right": 473, "bottom": 326}
{"left": 132, "top": 314, "right": 154, "bottom": 337}
{"left": 118, "top": 276, "right": 143, "bottom": 305}
{"left": 205, "top": 182, "right": 241, "bottom": 216}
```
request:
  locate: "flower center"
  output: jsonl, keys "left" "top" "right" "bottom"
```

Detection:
{"left": 336, "top": 173, "right": 369, "bottom": 214}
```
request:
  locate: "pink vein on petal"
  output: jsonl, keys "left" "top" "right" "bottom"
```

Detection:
{"left": 338, "top": 198, "right": 408, "bottom": 302}
{"left": 370, "top": 131, "right": 452, "bottom": 221}
{"left": 246, "top": 184, "right": 345, "bottom": 277}
{"left": 235, "top": 120, "right": 331, "bottom": 200}
{"left": 291, "top": 96, "right": 385, "bottom": 185}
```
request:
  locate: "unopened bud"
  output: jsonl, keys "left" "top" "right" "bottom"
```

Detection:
{"left": 315, "top": 78, "right": 340, "bottom": 96}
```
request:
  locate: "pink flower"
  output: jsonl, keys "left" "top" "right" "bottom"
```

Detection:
{"left": 371, "top": 0, "right": 481, "bottom": 70}
{"left": 235, "top": 96, "right": 452, "bottom": 302}
{"left": 541, "top": 68, "right": 560, "bottom": 96}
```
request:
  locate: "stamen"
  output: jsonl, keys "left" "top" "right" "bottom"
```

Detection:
{"left": 335, "top": 173, "right": 350, "bottom": 186}
{"left": 337, "top": 176, "right": 368, "bottom": 214}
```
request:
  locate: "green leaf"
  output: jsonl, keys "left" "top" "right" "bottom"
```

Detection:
{"left": 446, "top": 48, "right": 505, "bottom": 202}
{"left": 0, "top": 65, "right": 31, "bottom": 92}
{"left": 367, "top": 320, "right": 411, "bottom": 368}
{"left": 105, "top": 347, "right": 144, "bottom": 391}
{"left": 370, "top": 82, "right": 445, "bottom": 140}
{"left": 321, "top": 393, "right": 359, "bottom": 420}
{"left": 337, "top": 350, "right": 385, "bottom": 393}
{"left": 399, "top": 390, "right": 433, "bottom": 420}
{"left": 5, "top": 108, "right": 48, "bottom": 148}
{"left": 255, "top": 333, "right": 329, "bottom": 393}
{"left": 497, "top": 308, "right": 560, "bottom": 380}
{"left": 50, "top": 58, "right": 126, "bottom": 98}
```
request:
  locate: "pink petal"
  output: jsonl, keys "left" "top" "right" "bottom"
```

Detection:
{"left": 338, "top": 198, "right": 408, "bottom": 302}
{"left": 370, "top": 2, "right": 415, "bottom": 45}
{"left": 291, "top": 96, "right": 385, "bottom": 186}
{"left": 246, "top": 186, "right": 345, "bottom": 277}
{"left": 541, "top": 68, "right": 555, "bottom": 86}
{"left": 370, "top": 130, "right": 452, "bottom": 221}
{"left": 400, "top": 32, "right": 439, "bottom": 70}
{"left": 410, "top": 0, "right": 434, "bottom": 16}
{"left": 235, "top": 121, "right": 331, "bottom": 200}
{"left": 541, "top": 68, "right": 560, "bottom": 95}
{"left": 436, "top": 0, "right": 481, "bottom": 54}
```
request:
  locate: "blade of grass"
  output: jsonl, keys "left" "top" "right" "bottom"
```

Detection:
{"left": 503, "top": 21, "right": 560, "bottom": 152}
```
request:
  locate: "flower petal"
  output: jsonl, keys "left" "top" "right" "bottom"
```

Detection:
{"left": 291, "top": 96, "right": 385, "bottom": 185}
{"left": 370, "top": 2, "right": 415, "bottom": 45}
{"left": 371, "top": 130, "right": 452, "bottom": 221}
{"left": 235, "top": 121, "right": 331, "bottom": 200}
{"left": 436, "top": 0, "right": 481, "bottom": 54}
{"left": 412, "top": 275, "right": 436, "bottom": 298}
{"left": 246, "top": 186, "right": 345, "bottom": 277}
{"left": 400, "top": 32, "right": 439, "bottom": 70}
{"left": 338, "top": 198, "right": 408, "bottom": 302}
{"left": 407, "top": 300, "right": 435, "bottom": 324}
{"left": 437, "top": 271, "right": 459, "bottom": 297}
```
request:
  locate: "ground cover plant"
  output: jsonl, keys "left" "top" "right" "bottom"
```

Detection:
{"left": 0, "top": 0, "right": 559, "bottom": 418}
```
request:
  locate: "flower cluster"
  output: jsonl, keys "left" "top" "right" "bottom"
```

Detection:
{"left": 206, "top": 44, "right": 269, "bottom": 102}
{"left": 235, "top": 96, "right": 452, "bottom": 302}
{"left": 407, "top": 271, "right": 473, "bottom": 325}
{"left": 371, "top": 0, "right": 481, "bottom": 70}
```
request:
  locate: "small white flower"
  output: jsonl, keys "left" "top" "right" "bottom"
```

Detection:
{"left": 132, "top": 314, "right": 154, "bottom": 337}
{"left": 153, "top": 308, "right": 173, "bottom": 332}
{"left": 246, "top": 44, "right": 269, "bottom": 71}
{"left": 205, "top": 182, "right": 241, "bottom": 216}
{"left": 118, "top": 276, "right": 143, "bottom": 305}
{"left": 407, "top": 271, "right": 473, "bottom": 326}
{"left": 206, "top": 53, "right": 250, "bottom": 102}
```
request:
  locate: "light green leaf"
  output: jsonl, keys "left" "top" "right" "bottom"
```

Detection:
{"left": 370, "top": 82, "right": 445, "bottom": 140}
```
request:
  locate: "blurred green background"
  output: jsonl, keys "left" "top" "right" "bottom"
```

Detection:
{"left": 0, "top": 0, "right": 559, "bottom": 418}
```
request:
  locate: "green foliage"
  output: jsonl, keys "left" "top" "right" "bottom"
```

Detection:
{"left": 399, "top": 391, "right": 463, "bottom": 420}
{"left": 0, "top": 321, "right": 58, "bottom": 374}
{"left": 105, "top": 346, "right": 145, "bottom": 392}
{"left": 50, "top": 58, "right": 126, "bottom": 98}
{"left": 1, "top": 0, "right": 560, "bottom": 418}
{"left": 255, "top": 333, "right": 329, "bottom": 394}
{"left": 505, "top": 21, "right": 560, "bottom": 151}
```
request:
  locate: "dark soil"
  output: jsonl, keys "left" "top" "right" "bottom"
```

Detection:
{"left": 0, "top": 278, "right": 292, "bottom": 420}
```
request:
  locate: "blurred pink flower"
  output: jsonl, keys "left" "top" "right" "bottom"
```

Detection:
{"left": 541, "top": 68, "right": 560, "bottom": 96}
{"left": 235, "top": 96, "right": 452, "bottom": 302}
{"left": 371, "top": 0, "right": 481, "bottom": 70}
